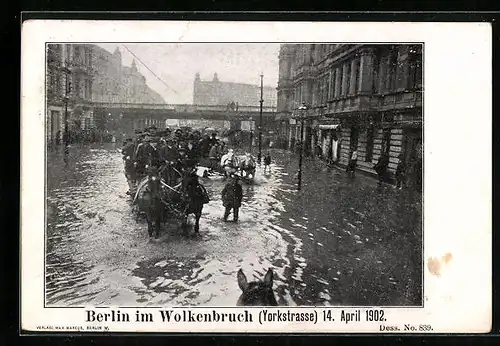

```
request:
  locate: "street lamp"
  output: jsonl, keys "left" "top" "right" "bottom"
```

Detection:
{"left": 297, "top": 102, "right": 308, "bottom": 191}
{"left": 63, "top": 93, "right": 70, "bottom": 166}
{"left": 62, "top": 67, "right": 72, "bottom": 165}
{"left": 258, "top": 73, "right": 264, "bottom": 164}
{"left": 248, "top": 116, "right": 254, "bottom": 153}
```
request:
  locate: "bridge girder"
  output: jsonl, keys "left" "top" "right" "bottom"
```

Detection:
{"left": 93, "top": 107, "right": 276, "bottom": 121}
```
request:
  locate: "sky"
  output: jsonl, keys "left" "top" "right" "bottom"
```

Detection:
{"left": 97, "top": 43, "right": 280, "bottom": 104}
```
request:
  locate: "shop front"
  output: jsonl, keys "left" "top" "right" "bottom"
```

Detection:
{"left": 318, "top": 123, "right": 341, "bottom": 163}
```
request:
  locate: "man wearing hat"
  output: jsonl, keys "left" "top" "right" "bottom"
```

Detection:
{"left": 221, "top": 174, "right": 243, "bottom": 223}
{"left": 209, "top": 133, "right": 218, "bottom": 147}
{"left": 122, "top": 138, "right": 137, "bottom": 193}
{"left": 135, "top": 134, "right": 156, "bottom": 176}
{"left": 220, "top": 149, "right": 238, "bottom": 178}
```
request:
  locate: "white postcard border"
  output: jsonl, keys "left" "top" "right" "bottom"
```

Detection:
{"left": 21, "top": 20, "right": 492, "bottom": 333}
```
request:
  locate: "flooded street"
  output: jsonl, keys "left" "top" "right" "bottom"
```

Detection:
{"left": 46, "top": 144, "right": 422, "bottom": 307}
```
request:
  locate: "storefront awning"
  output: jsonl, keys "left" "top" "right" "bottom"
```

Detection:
{"left": 319, "top": 124, "right": 340, "bottom": 130}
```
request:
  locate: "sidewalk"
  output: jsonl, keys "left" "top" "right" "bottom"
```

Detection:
{"left": 285, "top": 148, "right": 420, "bottom": 192}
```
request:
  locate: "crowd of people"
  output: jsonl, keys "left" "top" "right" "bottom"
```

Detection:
{"left": 122, "top": 127, "right": 221, "bottom": 188}
{"left": 50, "top": 128, "right": 117, "bottom": 147}
{"left": 120, "top": 126, "right": 259, "bottom": 224}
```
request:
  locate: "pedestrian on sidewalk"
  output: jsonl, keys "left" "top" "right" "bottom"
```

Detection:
{"left": 208, "top": 143, "right": 219, "bottom": 171}
{"left": 221, "top": 174, "right": 243, "bottom": 223}
{"left": 315, "top": 144, "right": 322, "bottom": 158}
{"left": 263, "top": 152, "right": 272, "bottom": 173}
{"left": 374, "top": 152, "right": 389, "bottom": 185}
{"left": 395, "top": 154, "right": 406, "bottom": 189}
{"left": 346, "top": 150, "right": 358, "bottom": 177}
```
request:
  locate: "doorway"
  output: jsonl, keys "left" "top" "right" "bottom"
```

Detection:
{"left": 50, "top": 111, "right": 60, "bottom": 143}
{"left": 349, "top": 126, "right": 359, "bottom": 154}
{"left": 403, "top": 127, "right": 423, "bottom": 189}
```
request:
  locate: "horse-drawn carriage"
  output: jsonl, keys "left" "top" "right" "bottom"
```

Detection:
{"left": 198, "top": 150, "right": 257, "bottom": 183}
{"left": 129, "top": 163, "right": 209, "bottom": 239}
{"left": 122, "top": 125, "right": 258, "bottom": 237}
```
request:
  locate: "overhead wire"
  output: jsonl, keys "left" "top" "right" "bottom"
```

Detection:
{"left": 121, "top": 44, "right": 178, "bottom": 95}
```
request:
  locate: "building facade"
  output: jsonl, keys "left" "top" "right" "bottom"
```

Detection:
{"left": 276, "top": 44, "right": 423, "bottom": 187}
{"left": 91, "top": 47, "right": 165, "bottom": 104}
{"left": 193, "top": 73, "right": 277, "bottom": 108}
{"left": 46, "top": 45, "right": 166, "bottom": 144}
{"left": 46, "top": 44, "right": 95, "bottom": 144}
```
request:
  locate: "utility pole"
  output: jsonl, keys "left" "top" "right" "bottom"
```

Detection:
{"left": 258, "top": 73, "right": 264, "bottom": 164}
{"left": 63, "top": 65, "right": 72, "bottom": 162}
{"left": 249, "top": 117, "right": 254, "bottom": 153}
{"left": 297, "top": 102, "right": 308, "bottom": 191}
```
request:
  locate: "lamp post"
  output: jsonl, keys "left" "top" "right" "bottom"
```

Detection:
{"left": 62, "top": 66, "right": 72, "bottom": 164}
{"left": 297, "top": 102, "right": 308, "bottom": 191}
{"left": 249, "top": 116, "right": 254, "bottom": 153}
{"left": 258, "top": 73, "right": 264, "bottom": 164}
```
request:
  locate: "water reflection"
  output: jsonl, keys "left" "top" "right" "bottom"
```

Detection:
{"left": 46, "top": 145, "right": 421, "bottom": 307}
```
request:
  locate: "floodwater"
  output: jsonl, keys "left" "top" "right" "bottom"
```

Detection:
{"left": 46, "top": 144, "right": 422, "bottom": 307}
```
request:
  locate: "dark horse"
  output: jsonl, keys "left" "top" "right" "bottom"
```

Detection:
{"left": 179, "top": 170, "right": 209, "bottom": 234}
{"left": 134, "top": 165, "right": 208, "bottom": 238}
{"left": 236, "top": 268, "right": 278, "bottom": 306}
{"left": 134, "top": 166, "right": 164, "bottom": 238}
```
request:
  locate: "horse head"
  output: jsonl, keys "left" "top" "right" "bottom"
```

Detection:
{"left": 180, "top": 169, "right": 199, "bottom": 200}
{"left": 146, "top": 166, "right": 162, "bottom": 194}
{"left": 236, "top": 268, "right": 278, "bottom": 306}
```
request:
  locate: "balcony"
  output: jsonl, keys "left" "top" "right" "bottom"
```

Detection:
{"left": 325, "top": 89, "right": 422, "bottom": 117}
{"left": 376, "top": 90, "right": 422, "bottom": 111}
{"left": 326, "top": 95, "right": 373, "bottom": 116}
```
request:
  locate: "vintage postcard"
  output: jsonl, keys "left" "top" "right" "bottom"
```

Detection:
{"left": 20, "top": 20, "right": 491, "bottom": 333}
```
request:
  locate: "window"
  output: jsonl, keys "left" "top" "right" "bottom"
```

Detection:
{"left": 387, "top": 50, "right": 398, "bottom": 91}
{"left": 337, "top": 67, "right": 342, "bottom": 98}
{"left": 345, "top": 63, "right": 351, "bottom": 96}
{"left": 354, "top": 59, "right": 360, "bottom": 94}
{"left": 54, "top": 73, "right": 61, "bottom": 96}
{"left": 66, "top": 45, "right": 71, "bottom": 64}
{"left": 324, "top": 75, "right": 329, "bottom": 103}
{"left": 47, "top": 45, "right": 57, "bottom": 65}
{"left": 74, "top": 77, "right": 81, "bottom": 98}
{"left": 329, "top": 70, "right": 335, "bottom": 99}
{"left": 48, "top": 71, "right": 55, "bottom": 95}
{"left": 365, "top": 126, "right": 374, "bottom": 162}
{"left": 74, "top": 46, "right": 81, "bottom": 64}
{"left": 409, "top": 45, "right": 422, "bottom": 89}
{"left": 372, "top": 53, "right": 379, "bottom": 93}
{"left": 51, "top": 111, "right": 60, "bottom": 140}
{"left": 318, "top": 80, "right": 323, "bottom": 105}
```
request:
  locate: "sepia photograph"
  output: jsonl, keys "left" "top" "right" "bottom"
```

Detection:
{"left": 20, "top": 19, "right": 491, "bottom": 333}
{"left": 44, "top": 42, "right": 423, "bottom": 308}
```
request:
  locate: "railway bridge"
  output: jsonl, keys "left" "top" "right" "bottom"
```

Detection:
{"left": 92, "top": 102, "right": 278, "bottom": 134}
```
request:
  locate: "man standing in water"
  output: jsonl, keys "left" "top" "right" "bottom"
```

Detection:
{"left": 221, "top": 174, "right": 243, "bottom": 223}
{"left": 263, "top": 152, "right": 272, "bottom": 173}
{"left": 346, "top": 150, "right": 358, "bottom": 178}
